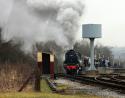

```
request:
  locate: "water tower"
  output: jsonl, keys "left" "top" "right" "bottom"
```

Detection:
{"left": 82, "top": 24, "right": 102, "bottom": 70}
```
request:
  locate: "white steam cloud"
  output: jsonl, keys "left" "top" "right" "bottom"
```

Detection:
{"left": 2, "top": 0, "right": 84, "bottom": 51}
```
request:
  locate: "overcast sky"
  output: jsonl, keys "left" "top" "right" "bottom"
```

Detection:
{"left": 79, "top": 0, "right": 125, "bottom": 47}
{"left": 0, "top": 0, "right": 125, "bottom": 48}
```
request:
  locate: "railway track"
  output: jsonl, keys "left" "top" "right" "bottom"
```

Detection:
{"left": 95, "top": 76, "right": 125, "bottom": 90}
{"left": 111, "top": 75, "right": 125, "bottom": 82}
{"left": 56, "top": 73, "right": 125, "bottom": 93}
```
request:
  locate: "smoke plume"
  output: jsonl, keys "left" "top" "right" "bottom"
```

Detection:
{"left": 1, "top": 0, "right": 84, "bottom": 51}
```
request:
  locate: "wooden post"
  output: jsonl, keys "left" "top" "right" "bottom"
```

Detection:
{"left": 37, "top": 52, "right": 43, "bottom": 75}
{"left": 35, "top": 52, "right": 42, "bottom": 91}
{"left": 50, "top": 54, "right": 54, "bottom": 79}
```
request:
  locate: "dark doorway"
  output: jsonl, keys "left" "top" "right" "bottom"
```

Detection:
{"left": 42, "top": 53, "right": 50, "bottom": 74}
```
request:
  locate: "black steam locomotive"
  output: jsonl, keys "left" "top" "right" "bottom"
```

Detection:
{"left": 63, "top": 49, "right": 82, "bottom": 75}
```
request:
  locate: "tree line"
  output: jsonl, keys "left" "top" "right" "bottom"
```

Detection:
{"left": 0, "top": 27, "right": 122, "bottom": 67}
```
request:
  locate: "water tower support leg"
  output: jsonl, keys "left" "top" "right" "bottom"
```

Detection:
{"left": 89, "top": 38, "right": 96, "bottom": 70}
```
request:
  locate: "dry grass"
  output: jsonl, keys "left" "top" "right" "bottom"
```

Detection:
{"left": 0, "top": 63, "right": 34, "bottom": 92}
{"left": 0, "top": 92, "right": 101, "bottom": 98}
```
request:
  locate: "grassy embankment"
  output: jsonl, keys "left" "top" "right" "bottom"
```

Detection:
{"left": 0, "top": 79, "right": 101, "bottom": 98}
{"left": 0, "top": 92, "right": 101, "bottom": 98}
